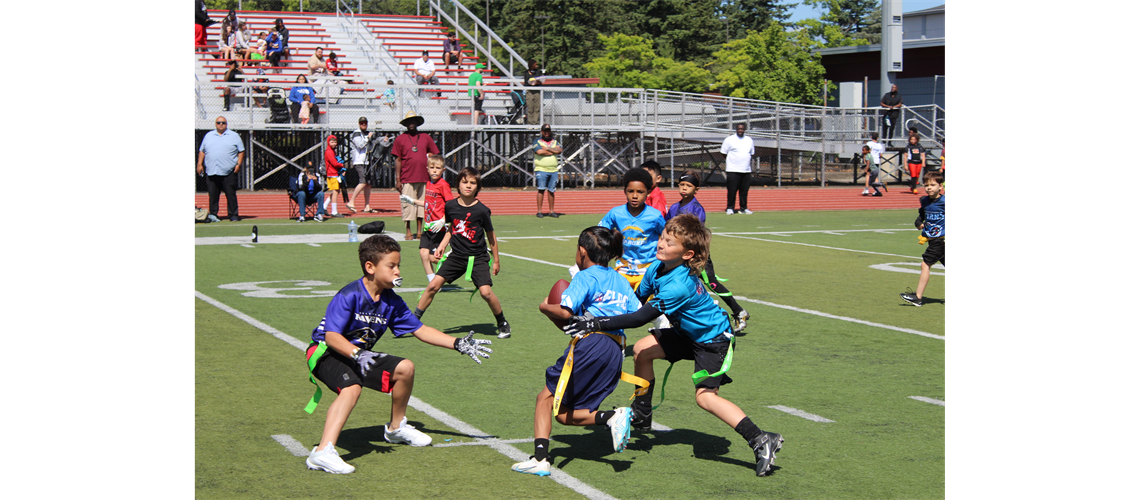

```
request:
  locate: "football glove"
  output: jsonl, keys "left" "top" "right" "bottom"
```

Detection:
{"left": 399, "top": 194, "right": 417, "bottom": 205}
{"left": 355, "top": 350, "right": 382, "bottom": 376}
{"left": 424, "top": 217, "right": 446, "bottom": 233}
{"left": 454, "top": 331, "right": 492, "bottom": 364}
{"left": 561, "top": 312, "right": 597, "bottom": 337}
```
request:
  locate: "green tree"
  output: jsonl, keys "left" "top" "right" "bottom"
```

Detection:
{"left": 802, "top": 0, "right": 880, "bottom": 36}
{"left": 794, "top": 18, "right": 871, "bottom": 48}
{"left": 630, "top": 0, "right": 724, "bottom": 62}
{"left": 583, "top": 33, "right": 712, "bottom": 92}
{"left": 710, "top": 23, "right": 831, "bottom": 104}
{"left": 720, "top": 0, "right": 796, "bottom": 41}
{"left": 496, "top": 0, "right": 638, "bottom": 78}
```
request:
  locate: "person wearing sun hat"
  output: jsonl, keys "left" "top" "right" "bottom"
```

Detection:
{"left": 392, "top": 111, "right": 440, "bottom": 240}
{"left": 468, "top": 63, "right": 487, "bottom": 125}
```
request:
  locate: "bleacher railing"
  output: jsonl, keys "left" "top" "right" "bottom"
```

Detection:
{"left": 427, "top": 0, "right": 528, "bottom": 83}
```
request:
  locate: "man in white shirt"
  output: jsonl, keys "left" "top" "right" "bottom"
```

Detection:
{"left": 413, "top": 50, "right": 441, "bottom": 97}
{"left": 720, "top": 123, "right": 755, "bottom": 215}
{"left": 864, "top": 132, "right": 884, "bottom": 195}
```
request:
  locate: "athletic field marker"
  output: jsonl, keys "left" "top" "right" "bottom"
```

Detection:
{"left": 271, "top": 434, "right": 310, "bottom": 457}
{"left": 909, "top": 396, "right": 945, "bottom": 406}
{"left": 241, "top": 243, "right": 255, "bottom": 248}
{"left": 767, "top": 405, "right": 835, "bottom": 423}
{"left": 196, "top": 291, "right": 620, "bottom": 500}
{"left": 307, "top": 243, "right": 321, "bottom": 247}
{"left": 718, "top": 233, "right": 921, "bottom": 260}
{"left": 433, "top": 437, "right": 532, "bottom": 448}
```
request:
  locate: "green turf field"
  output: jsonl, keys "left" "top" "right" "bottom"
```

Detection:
{"left": 195, "top": 210, "right": 944, "bottom": 499}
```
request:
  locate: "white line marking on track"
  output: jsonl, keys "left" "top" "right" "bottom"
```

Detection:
{"left": 767, "top": 405, "right": 835, "bottom": 423}
{"left": 272, "top": 434, "right": 310, "bottom": 456}
{"left": 195, "top": 291, "right": 619, "bottom": 500}
{"left": 241, "top": 243, "right": 255, "bottom": 248}
{"left": 307, "top": 243, "right": 321, "bottom": 247}
{"left": 909, "top": 396, "right": 945, "bottom": 406}
{"left": 718, "top": 233, "right": 922, "bottom": 260}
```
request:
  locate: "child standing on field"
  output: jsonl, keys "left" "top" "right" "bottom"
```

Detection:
{"left": 900, "top": 171, "right": 945, "bottom": 307}
{"left": 905, "top": 135, "right": 926, "bottom": 194}
{"left": 640, "top": 160, "right": 668, "bottom": 216}
{"left": 665, "top": 171, "right": 750, "bottom": 333}
{"left": 598, "top": 168, "right": 665, "bottom": 292}
{"left": 563, "top": 214, "right": 784, "bottom": 477}
{"left": 862, "top": 145, "right": 886, "bottom": 197}
{"left": 323, "top": 135, "right": 346, "bottom": 217}
{"left": 303, "top": 235, "right": 492, "bottom": 474}
{"left": 863, "top": 132, "right": 885, "bottom": 196}
{"left": 512, "top": 226, "right": 641, "bottom": 477}
{"left": 400, "top": 154, "right": 453, "bottom": 284}
{"left": 414, "top": 167, "right": 513, "bottom": 338}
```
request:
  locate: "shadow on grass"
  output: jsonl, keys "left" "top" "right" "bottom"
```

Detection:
{"left": 443, "top": 323, "right": 499, "bottom": 338}
{"left": 628, "top": 428, "right": 770, "bottom": 475}
{"left": 336, "top": 420, "right": 484, "bottom": 461}
{"left": 549, "top": 426, "right": 634, "bottom": 472}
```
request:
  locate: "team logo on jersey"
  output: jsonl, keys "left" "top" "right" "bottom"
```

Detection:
{"left": 344, "top": 326, "right": 380, "bottom": 350}
{"left": 452, "top": 213, "right": 478, "bottom": 243}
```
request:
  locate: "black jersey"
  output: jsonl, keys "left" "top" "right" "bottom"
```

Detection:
{"left": 906, "top": 143, "right": 926, "bottom": 164}
{"left": 445, "top": 198, "right": 494, "bottom": 257}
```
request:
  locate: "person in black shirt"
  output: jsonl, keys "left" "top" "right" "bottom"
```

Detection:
{"left": 523, "top": 59, "right": 543, "bottom": 125}
{"left": 904, "top": 134, "right": 926, "bottom": 194}
{"left": 880, "top": 84, "right": 903, "bottom": 146}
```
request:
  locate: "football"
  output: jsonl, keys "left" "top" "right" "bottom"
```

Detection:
{"left": 547, "top": 279, "right": 571, "bottom": 329}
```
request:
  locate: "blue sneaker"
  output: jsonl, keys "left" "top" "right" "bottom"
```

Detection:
{"left": 608, "top": 407, "right": 632, "bottom": 452}
{"left": 207, "top": 214, "right": 221, "bottom": 223}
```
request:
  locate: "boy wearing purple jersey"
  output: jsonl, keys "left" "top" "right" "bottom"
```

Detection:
{"left": 303, "top": 235, "right": 493, "bottom": 474}
{"left": 665, "top": 171, "right": 749, "bottom": 333}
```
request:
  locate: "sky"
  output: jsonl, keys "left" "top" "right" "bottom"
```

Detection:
{"left": 786, "top": 0, "right": 946, "bottom": 23}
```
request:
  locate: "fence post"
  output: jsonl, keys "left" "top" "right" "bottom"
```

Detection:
{"left": 775, "top": 103, "right": 781, "bottom": 187}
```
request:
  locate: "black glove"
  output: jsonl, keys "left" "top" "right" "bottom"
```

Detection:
{"left": 561, "top": 312, "right": 598, "bottom": 337}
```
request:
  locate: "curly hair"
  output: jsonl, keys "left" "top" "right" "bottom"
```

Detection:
{"left": 662, "top": 214, "right": 709, "bottom": 275}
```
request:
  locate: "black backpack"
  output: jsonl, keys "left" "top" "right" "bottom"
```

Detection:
{"left": 358, "top": 221, "right": 386, "bottom": 234}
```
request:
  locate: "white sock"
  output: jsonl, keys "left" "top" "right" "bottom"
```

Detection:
{"left": 323, "top": 198, "right": 331, "bottom": 211}
{"left": 427, "top": 273, "right": 436, "bottom": 282}
{"left": 331, "top": 202, "right": 338, "bottom": 214}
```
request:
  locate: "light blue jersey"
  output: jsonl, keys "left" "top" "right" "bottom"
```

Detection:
{"left": 638, "top": 261, "right": 732, "bottom": 344}
{"left": 598, "top": 204, "right": 665, "bottom": 277}
{"left": 559, "top": 265, "right": 641, "bottom": 336}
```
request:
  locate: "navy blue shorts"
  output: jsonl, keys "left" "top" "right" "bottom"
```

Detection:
{"left": 544, "top": 333, "right": 624, "bottom": 412}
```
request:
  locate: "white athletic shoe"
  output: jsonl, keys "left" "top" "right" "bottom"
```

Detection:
{"left": 741, "top": 209, "right": 754, "bottom": 215}
{"left": 861, "top": 189, "right": 870, "bottom": 196}
{"left": 511, "top": 457, "right": 551, "bottom": 476}
{"left": 608, "top": 407, "right": 633, "bottom": 452}
{"left": 306, "top": 443, "right": 355, "bottom": 474}
{"left": 726, "top": 209, "right": 734, "bottom": 215}
{"left": 384, "top": 416, "right": 432, "bottom": 446}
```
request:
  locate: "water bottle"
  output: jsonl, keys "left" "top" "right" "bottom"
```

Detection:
{"left": 348, "top": 220, "right": 358, "bottom": 242}
{"left": 252, "top": 225, "right": 258, "bottom": 243}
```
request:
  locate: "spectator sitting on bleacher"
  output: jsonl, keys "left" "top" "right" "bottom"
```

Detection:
{"left": 232, "top": 21, "right": 252, "bottom": 59}
{"left": 274, "top": 18, "right": 291, "bottom": 66}
{"left": 442, "top": 32, "right": 462, "bottom": 69}
{"left": 266, "top": 29, "right": 283, "bottom": 69}
{"left": 253, "top": 31, "right": 267, "bottom": 57}
{"left": 223, "top": 60, "right": 244, "bottom": 111}
{"left": 326, "top": 52, "right": 342, "bottom": 76}
{"left": 380, "top": 80, "right": 397, "bottom": 108}
{"left": 308, "top": 47, "right": 328, "bottom": 76}
{"left": 413, "top": 50, "right": 441, "bottom": 98}
{"left": 218, "top": 25, "right": 235, "bottom": 61}
{"left": 289, "top": 74, "right": 318, "bottom": 124}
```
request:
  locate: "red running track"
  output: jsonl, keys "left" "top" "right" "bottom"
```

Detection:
{"left": 193, "top": 186, "right": 920, "bottom": 220}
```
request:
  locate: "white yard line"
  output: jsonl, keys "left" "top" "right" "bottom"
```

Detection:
{"left": 767, "top": 405, "right": 836, "bottom": 423}
{"left": 909, "top": 396, "right": 945, "bottom": 406}
{"left": 271, "top": 434, "right": 310, "bottom": 457}
{"left": 717, "top": 233, "right": 922, "bottom": 260}
{"left": 196, "top": 290, "right": 620, "bottom": 500}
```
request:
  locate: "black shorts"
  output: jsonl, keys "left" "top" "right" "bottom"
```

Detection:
{"left": 308, "top": 343, "right": 406, "bottom": 394}
{"left": 922, "top": 237, "right": 945, "bottom": 266}
{"left": 473, "top": 95, "right": 484, "bottom": 112}
{"left": 436, "top": 251, "right": 493, "bottom": 288}
{"left": 419, "top": 230, "right": 446, "bottom": 251}
{"left": 652, "top": 328, "right": 734, "bottom": 389}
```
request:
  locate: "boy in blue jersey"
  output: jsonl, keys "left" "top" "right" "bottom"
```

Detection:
{"left": 303, "top": 235, "right": 493, "bottom": 474}
{"left": 511, "top": 226, "right": 642, "bottom": 477}
{"left": 900, "top": 171, "right": 945, "bottom": 307}
{"left": 564, "top": 214, "right": 784, "bottom": 477}
{"left": 665, "top": 171, "right": 749, "bottom": 333}
{"left": 598, "top": 168, "right": 665, "bottom": 292}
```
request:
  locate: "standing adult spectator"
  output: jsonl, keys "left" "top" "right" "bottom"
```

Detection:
{"left": 348, "top": 116, "right": 385, "bottom": 213}
{"left": 442, "top": 31, "right": 462, "bottom": 69}
{"left": 197, "top": 116, "right": 245, "bottom": 222}
{"left": 880, "top": 83, "right": 903, "bottom": 146}
{"left": 194, "top": 0, "right": 216, "bottom": 52}
{"left": 413, "top": 50, "right": 441, "bottom": 97}
{"left": 289, "top": 74, "right": 318, "bottom": 123}
{"left": 467, "top": 63, "right": 486, "bottom": 125}
{"left": 721, "top": 123, "right": 755, "bottom": 215}
{"left": 533, "top": 124, "right": 562, "bottom": 218}
{"left": 522, "top": 59, "right": 543, "bottom": 125}
{"left": 391, "top": 112, "right": 440, "bottom": 240}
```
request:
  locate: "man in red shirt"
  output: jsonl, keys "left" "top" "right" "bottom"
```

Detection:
{"left": 391, "top": 112, "right": 440, "bottom": 240}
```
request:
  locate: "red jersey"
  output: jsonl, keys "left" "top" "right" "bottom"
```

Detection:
{"left": 424, "top": 177, "right": 453, "bottom": 221}
{"left": 324, "top": 136, "right": 343, "bottom": 177}
{"left": 646, "top": 187, "right": 667, "bottom": 216}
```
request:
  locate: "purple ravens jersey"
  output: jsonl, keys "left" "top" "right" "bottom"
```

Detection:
{"left": 311, "top": 278, "right": 423, "bottom": 349}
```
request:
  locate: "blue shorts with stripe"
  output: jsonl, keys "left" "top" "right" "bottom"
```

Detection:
{"left": 544, "top": 333, "right": 624, "bottom": 412}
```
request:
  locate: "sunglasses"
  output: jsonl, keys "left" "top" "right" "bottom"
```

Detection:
{"left": 216, "top": 122, "right": 227, "bottom": 125}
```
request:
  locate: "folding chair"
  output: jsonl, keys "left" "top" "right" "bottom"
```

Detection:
{"left": 288, "top": 172, "right": 321, "bottom": 219}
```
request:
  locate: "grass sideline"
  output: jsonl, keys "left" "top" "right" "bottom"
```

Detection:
{"left": 196, "top": 210, "right": 944, "bottom": 499}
